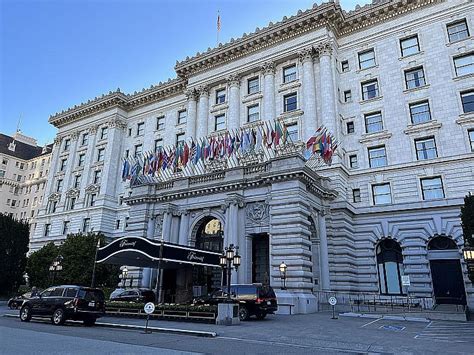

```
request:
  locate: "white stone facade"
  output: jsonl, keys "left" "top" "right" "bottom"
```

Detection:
{"left": 32, "top": 0, "right": 474, "bottom": 311}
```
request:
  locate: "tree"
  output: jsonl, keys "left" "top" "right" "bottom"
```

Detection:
{"left": 461, "top": 194, "right": 474, "bottom": 247}
{"left": 0, "top": 214, "right": 29, "bottom": 296}
{"left": 26, "top": 242, "right": 59, "bottom": 289}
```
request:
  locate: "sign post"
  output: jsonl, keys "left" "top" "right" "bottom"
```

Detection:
{"left": 328, "top": 296, "right": 337, "bottom": 319}
{"left": 143, "top": 302, "right": 155, "bottom": 334}
{"left": 401, "top": 275, "right": 411, "bottom": 312}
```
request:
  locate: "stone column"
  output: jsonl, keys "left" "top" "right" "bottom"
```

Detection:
{"left": 317, "top": 41, "right": 336, "bottom": 134}
{"left": 185, "top": 89, "right": 197, "bottom": 139}
{"left": 178, "top": 211, "right": 189, "bottom": 245}
{"left": 224, "top": 197, "right": 242, "bottom": 282}
{"left": 299, "top": 47, "right": 317, "bottom": 141}
{"left": 141, "top": 214, "right": 155, "bottom": 288}
{"left": 161, "top": 210, "right": 173, "bottom": 242}
{"left": 318, "top": 210, "right": 330, "bottom": 290}
{"left": 261, "top": 61, "right": 276, "bottom": 121}
{"left": 227, "top": 74, "right": 241, "bottom": 131}
{"left": 196, "top": 85, "right": 209, "bottom": 138}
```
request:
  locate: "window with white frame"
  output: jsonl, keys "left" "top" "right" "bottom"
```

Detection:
{"left": 69, "top": 197, "right": 76, "bottom": 210}
{"left": 97, "top": 148, "right": 105, "bottom": 162}
{"left": 247, "top": 77, "right": 259, "bottom": 94}
{"left": 176, "top": 133, "right": 185, "bottom": 146}
{"left": 361, "top": 80, "right": 379, "bottom": 100}
{"left": 344, "top": 90, "right": 352, "bottom": 102}
{"left": 78, "top": 153, "right": 85, "bottom": 167}
{"left": 63, "top": 139, "right": 70, "bottom": 151}
{"left": 134, "top": 144, "right": 142, "bottom": 158}
{"left": 400, "top": 35, "right": 420, "bottom": 57}
{"left": 372, "top": 183, "right": 392, "bottom": 205}
{"left": 93, "top": 170, "right": 102, "bottom": 184}
{"left": 137, "top": 122, "right": 145, "bottom": 136}
{"left": 62, "top": 221, "right": 70, "bottom": 235}
{"left": 341, "top": 60, "right": 349, "bottom": 72}
{"left": 73, "top": 175, "right": 81, "bottom": 189}
{"left": 154, "top": 139, "right": 163, "bottom": 152}
{"left": 409, "top": 101, "right": 431, "bottom": 124}
{"left": 81, "top": 133, "right": 89, "bottom": 145}
{"left": 365, "top": 112, "right": 383, "bottom": 133}
{"left": 284, "top": 93, "right": 297, "bottom": 112}
{"left": 286, "top": 123, "right": 299, "bottom": 142}
{"left": 56, "top": 179, "right": 63, "bottom": 192}
{"left": 346, "top": 121, "right": 355, "bottom": 134}
{"left": 415, "top": 137, "right": 437, "bottom": 160}
{"left": 178, "top": 110, "right": 187, "bottom": 125}
{"left": 247, "top": 104, "right": 259, "bottom": 122}
{"left": 349, "top": 154, "right": 358, "bottom": 169}
{"left": 89, "top": 193, "right": 97, "bottom": 207}
{"left": 59, "top": 158, "right": 67, "bottom": 172}
{"left": 156, "top": 116, "right": 165, "bottom": 130}
{"left": 44, "top": 224, "right": 51, "bottom": 237}
{"left": 358, "top": 49, "right": 376, "bottom": 69}
{"left": 468, "top": 130, "right": 474, "bottom": 152}
{"left": 283, "top": 65, "right": 297, "bottom": 83}
{"left": 461, "top": 91, "right": 474, "bottom": 113}
{"left": 421, "top": 176, "right": 444, "bottom": 200}
{"left": 100, "top": 127, "right": 108, "bottom": 140}
{"left": 454, "top": 54, "right": 474, "bottom": 77}
{"left": 447, "top": 19, "right": 469, "bottom": 43}
{"left": 368, "top": 146, "right": 387, "bottom": 168}
{"left": 82, "top": 218, "right": 90, "bottom": 233}
{"left": 405, "top": 67, "right": 426, "bottom": 89}
{"left": 352, "top": 188, "right": 361, "bottom": 203}
{"left": 215, "top": 89, "right": 226, "bottom": 104}
{"left": 214, "top": 114, "right": 226, "bottom": 131}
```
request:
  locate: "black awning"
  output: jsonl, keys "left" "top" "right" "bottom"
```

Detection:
{"left": 97, "top": 236, "right": 221, "bottom": 268}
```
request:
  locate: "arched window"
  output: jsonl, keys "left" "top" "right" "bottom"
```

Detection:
{"left": 376, "top": 239, "right": 404, "bottom": 295}
{"left": 428, "top": 236, "right": 457, "bottom": 250}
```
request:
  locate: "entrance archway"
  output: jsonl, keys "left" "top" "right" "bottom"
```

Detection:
{"left": 428, "top": 236, "right": 466, "bottom": 305}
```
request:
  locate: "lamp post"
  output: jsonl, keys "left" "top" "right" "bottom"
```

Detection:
{"left": 121, "top": 266, "right": 128, "bottom": 288}
{"left": 23, "top": 272, "right": 29, "bottom": 288}
{"left": 49, "top": 255, "right": 63, "bottom": 286}
{"left": 463, "top": 235, "right": 474, "bottom": 282}
{"left": 91, "top": 239, "right": 101, "bottom": 288}
{"left": 219, "top": 244, "right": 241, "bottom": 302}
{"left": 279, "top": 261, "right": 288, "bottom": 290}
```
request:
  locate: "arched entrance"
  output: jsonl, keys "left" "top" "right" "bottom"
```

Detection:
{"left": 428, "top": 236, "right": 466, "bottom": 305}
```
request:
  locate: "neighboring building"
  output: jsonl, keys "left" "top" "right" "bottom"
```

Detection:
{"left": 32, "top": 0, "right": 474, "bottom": 312}
{"left": 0, "top": 131, "right": 52, "bottom": 236}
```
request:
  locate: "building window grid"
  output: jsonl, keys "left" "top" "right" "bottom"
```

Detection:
{"left": 215, "top": 89, "right": 226, "bottom": 104}
{"left": 409, "top": 101, "right": 431, "bottom": 124}
{"left": 44, "top": 224, "right": 51, "bottom": 237}
{"left": 78, "top": 154, "right": 85, "bottom": 167}
{"left": 349, "top": 154, "right": 358, "bottom": 169}
{"left": 137, "top": 122, "right": 145, "bottom": 136}
{"left": 461, "top": 91, "right": 474, "bottom": 113}
{"left": 176, "top": 133, "right": 185, "bottom": 146}
{"left": 346, "top": 121, "right": 355, "bottom": 134}
{"left": 405, "top": 67, "right": 426, "bottom": 89}
{"left": 82, "top": 218, "right": 90, "bottom": 233}
{"left": 63, "top": 221, "right": 70, "bottom": 235}
{"left": 247, "top": 104, "right": 260, "bottom": 122}
{"left": 358, "top": 49, "right": 376, "bottom": 70}
{"left": 286, "top": 123, "right": 299, "bottom": 142}
{"left": 93, "top": 170, "right": 101, "bottom": 184}
{"left": 214, "top": 115, "right": 226, "bottom": 131}
{"left": 63, "top": 139, "right": 70, "bottom": 151}
{"left": 353, "top": 189, "right": 361, "bottom": 203}
{"left": 74, "top": 175, "right": 81, "bottom": 189}
{"left": 361, "top": 80, "right": 379, "bottom": 100}
{"left": 284, "top": 93, "right": 297, "bottom": 112}
{"left": 81, "top": 133, "right": 89, "bottom": 145}
{"left": 154, "top": 139, "right": 163, "bottom": 152}
{"left": 454, "top": 54, "right": 474, "bottom": 77}
{"left": 415, "top": 137, "right": 437, "bottom": 160}
{"left": 421, "top": 177, "right": 445, "bottom": 200}
{"left": 60, "top": 159, "right": 67, "bottom": 172}
{"left": 368, "top": 146, "right": 387, "bottom": 168}
{"left": 156, "top": 117, "right": 165, "bottom": 131}
{"left": 134, "top": 144, "right": 143, "bottom": 158}
{"left": 365, "top": 112, "right": 383, "bottom": 133}
{"left": 97, "top": 148, "right": 105, "bottom": 162}
{"left": 344, "top": 90, "right": 352, "bottom": 102}
{"left": 100, "top": 127, "right": 108, "bottom": 140}
{"left": 178, "top": 110, "right": 187, "bottom": 125}
{"left": 400, "top": 35, "right": 420, "bottom": 57}
{"left": 283, "top": 65, "right": 297, "bottom": 83}
{"left": 468, "top": 130, "right": 474, "bottom": 152}
{"left": 247, "top": 77, "right": 259, "bottom": 94}
{"left": 447, "top": 20, "right": 469, "bottom": 43}
{"left": 341, "top": 60, "right": 349, "bottom": 72}
{"left": 372, "top": 183, "right": 392, "bottom": 205}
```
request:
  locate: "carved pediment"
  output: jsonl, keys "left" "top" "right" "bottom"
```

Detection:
{"left": 85, "top": 184, "right": 100, "bottom": 194}
{"left": 48, "top": 192, "right": 61, "bottom": 201}
{"left": 66, "top": 188, "right": 80, "bottom": 198}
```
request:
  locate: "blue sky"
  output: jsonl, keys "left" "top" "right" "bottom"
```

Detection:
{"left": 0, "top": 0, "right": 370, "bottom": 145}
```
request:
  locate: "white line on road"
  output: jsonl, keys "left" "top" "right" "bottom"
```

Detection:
{"left": 361, "top": 317, "right": 382, "bottom": 328}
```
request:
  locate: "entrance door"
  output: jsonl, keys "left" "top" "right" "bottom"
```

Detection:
{"left": 252, "top": 234, "right": 269, "bottom": 284}
{"left": 430, "top": 259, "right": 466, "bottom": 305}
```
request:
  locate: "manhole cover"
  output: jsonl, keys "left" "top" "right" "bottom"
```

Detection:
{"left": 380, "top": 325, "right": 405, "bottom": 331}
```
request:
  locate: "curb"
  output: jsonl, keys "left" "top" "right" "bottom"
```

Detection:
{"left": 3, "top": 314, "right": 217, "bottom": 337}
{"left": 340, "top": 312, "right": 429, "bottom": 323}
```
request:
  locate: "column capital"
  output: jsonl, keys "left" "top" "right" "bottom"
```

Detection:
{"left": 107, "top": 118, "right": 127, "bottom": 130}
{"left": 197, "top": 85, "right": 209, "bottom": 98}
{"left": 184, "top": 88, "right": 198, "bottom": 101}
{"left": 299, "top": 47, "right": 315, "bottom": 63}
{"left": 260, "top": 61, "right": 275, "bottom": 75}
{"left": 53, "top": 136, "right": 62, "bottom": 146}
{"left": 89, "top": 124, "right": 99, "bottom": 134}
{"left": 70, "top": 131, "right": 80, "bottom": 141}
{"left": 226, "top": 74, "right": 241, "bottom": 88}
{"left": 316, "top": 41, "right": 334, "bottom": 57}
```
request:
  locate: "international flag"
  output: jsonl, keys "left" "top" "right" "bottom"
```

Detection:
{"left": 121, "top": 159, "right": 130, "bottom": 181}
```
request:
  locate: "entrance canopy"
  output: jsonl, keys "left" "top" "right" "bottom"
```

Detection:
{"left": 97, "top": 236, "right": 221, "bottom": 268}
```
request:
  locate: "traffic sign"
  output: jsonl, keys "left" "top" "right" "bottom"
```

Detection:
{"left": 144, "top": 302, "right": 155, "bottom": 314}
{"left": 328, "top": 296, "right": 337, "bottom": 306}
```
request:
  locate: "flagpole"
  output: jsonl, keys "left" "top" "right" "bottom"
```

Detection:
{"left": 217, "top": 10, "right": 221, "bottom": 46}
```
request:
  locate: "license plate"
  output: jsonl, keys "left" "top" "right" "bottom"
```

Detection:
{"left": 88, "top": 301, "right": 95, "bottom": 307}
{"left": 267, "top": 301, "right": 271, "bottom": 305}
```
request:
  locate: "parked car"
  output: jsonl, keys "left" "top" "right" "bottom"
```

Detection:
{"left": 109, "top": 288, "right": 156, "bottom": 303}
{"left": 194, "top": 284, "right": 278, "bottom": 321}
{"left": 8, "top": 292, "right": 33, "bottom": 309}
{"left": 19, "top": 285, "right": 105, "bottom": 326}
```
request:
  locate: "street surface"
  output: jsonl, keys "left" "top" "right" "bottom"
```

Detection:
{"left": 1, "top": 305, "right": 473, "bottom": 354}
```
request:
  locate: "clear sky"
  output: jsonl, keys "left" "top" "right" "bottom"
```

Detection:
{"left": 0, "top": 0, "right": 371, "bottom": 145}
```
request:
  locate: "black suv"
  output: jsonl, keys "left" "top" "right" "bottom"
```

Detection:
{"left": 19, "top": 285, "right": 105, "bottom": 326}
{"left": 109, "top": 288, "right": 156, "bottom": 303}
{"left": 195, "top": 284, "right": 278, "bottom": 321}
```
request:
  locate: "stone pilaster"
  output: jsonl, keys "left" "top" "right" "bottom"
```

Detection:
{"left": 60, "top": 132, "right": 80, "bottom": 208}
{"left": 196, "top": 85, "right": 209, "bottom": 138}
{"left": 101, "top": 119, "right": 126, "bottom": 198}
{"left": 185, "top": 89, "right": 198, "bottom": 139}
{"left": 260, "top": 61, "right": 276, "bottom": 121}
{"left": 227, "top": 74, "right": 241, "bottom": 131}
{"left": 41, "top": 137, "right": 61, "bottom": 211}
{"left": 317, "top": 41, "right": 336, "bottom": 135}
{"left": 299, "top": 47, "right": 317, "bottom": 141}
{"left": 81, "top": 125, "right": 99, "bottom": 207}
{"left": 161, "top": 210, "right": 173, "bottom": 242}
{"left": 178, "top": 211, "right": 190, "bottom": 245}
{"left": 318, "top": 209, "right": 330, "bottom": 290}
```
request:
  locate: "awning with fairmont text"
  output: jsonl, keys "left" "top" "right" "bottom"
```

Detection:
{"left": 97, "top": 236, "right": 221, "bottom": 268}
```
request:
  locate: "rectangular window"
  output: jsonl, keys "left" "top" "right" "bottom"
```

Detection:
{"left": 93, "top": 170, "right": 101, "bottom": 184}
{"left": 50, "top": 201, "right": 57, "bottom": 213}
{"left": 368, "top": 146, "right": 387, "bottom": 168}
{"left": 352, "top": 188, "right": 361, "bottom": 203}
{"left": 283, "top": 65, "right": 297, "bottom": 83}
{"left": 62, "top": 221, "right": 70, "bottom": 235}
{"left": 63, "top": 139, "right": 70, "bottom": 151}
{"left": 286, "top": 123, "right": 299, "bottom": 142}
{"left": 116, "top": 219, "right": 121, "bottom": 230}
{"left": 178, "top": 110, "right": 187, "bottom": 125}
{"left": 154, "top": 139, "right": 163, "bottom": 152}
{"left": 421, "top": 177, "right": 444, "bottom": 200}
{"left": 358, "top": 49, "right": 376, "bottom": 70}
{"left": 247, "top": 77, "right": 259, "bottom": 94}
{"left": 346, "top": 121, "right": 355, "bottom": 134}
{"left": 447, "top": 19, "right": 469, "bottom": 43}
{"left": 137, "top": 122, "right": 145, "bottom": 136}
{"left": 365, "top": 112, "right": 383, "bottom": 133}
{"left": 400, "top": 35, "right": 420, "bottom": 57}
{"left": 89, "top": 193, "right": 97, "bottom": 207}
{"left": 100, "top": 127, "right": 108, "bottom": 140}
{"left": 247, "top": 104, "right": 260, "bottom": 123}
{"left": 415, "top": 137, "right": 437, "bottom": 160}
{"left": 97, "top": 148, "right": 105, "bottom": 162}
{"left": 44, "top": 224, "right": 51, "bottom": 237}
{"left": 156, "top": 116, "right": 165, "bottom": 130}
{"left": 341, "top": 60, "right": 349, "bottom": 72}
{"left": 81, "top": 133, "right": 89, "bottom": 145}
{"left": 82, "top": 218, "right": 90, "bottom": 233}
{"left": 78, "top": 153, "right": 85, "bottom": 167}
{"left": 372, "top": 183, "right": 392, "bottom": 205}
{"left": 405, "top": 67, "right": 426, "bottom": 89}
{"left": 69, "top": 197, "right": 76, "bottom": 210}
{"left": 284, "top": 93, "right": 297, "bottom": 112}
{"left": 215, "top": 89, "right": 226, "bottom": 104}
{"left": 349, "top": 154, "right": 358, "bottom": 169}
{"left": 454, "top": 54, "right": 474, "bottom": 77}
{"left": 0, "top": 170, "right": 5, "bottom": 178}
{"left": 468, "top": 130, "right": 474, "bottom": 152}
{"left": 214, "top": 114, "right": 226, "bottom": 131}
{"left": 74, "top": 175, "right": 81, "bottom": 189}
{"left": 461, "top": 91, "right": 474, "bottom": 113}
{"left": 344, "top": 90, "right": 352, "bottom": 102}
{"left": 128, "top": 128, "right": 132, "bottom": 137}
{"left": 409, "top": 101, "right": 431, "bottom": 124}
{"left": 60, "top": 158, "right": 67, "bottom": 172}
{"left": 134, "top": 144, "right": 143, "bottom": 158}
{"left": 361, "top": 80, "right": 379, "bottom": 100}
{"left": 56, "top": 179, "right": 63, "bottom": 192}
{"left": 176, "top": 133, "right": 185, "bottom": 146}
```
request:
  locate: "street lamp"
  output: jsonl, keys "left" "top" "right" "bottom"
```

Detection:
{"left": 23, "top": 272, "right": 29, "bottom": 287}
{"left": 220, "top": 244, "right": 240, "bottom": 302}
{"left": 463, "top": 235, "right": 474, "bottom": 282}
{"left": 121, "top": 266, "right": 128, "bottom": 288}
{"left": 91, "top": 239, "right": 101, "bottom": 288}
{"left": 49, "top": 255, "right": 63, "bottom": 286}
{"left": 279, "top": 261, "right": 288, "bottom": 290}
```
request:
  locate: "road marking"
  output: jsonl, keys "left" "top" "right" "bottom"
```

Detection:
{"left": 361, "top": 317, "right": 382, "bottom": 328}
{"left": 415, "top": 321, "right": 474, "bottom": 344}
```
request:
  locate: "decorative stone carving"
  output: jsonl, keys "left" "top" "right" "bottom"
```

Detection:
{"left": 260, "top": 61, "right": 275, "bottom": 75}
{"left": 48, "top": 193, "right": 61, "bottom": 202}
{"left": 70, "top": 131, "right": 80, "bottom": 141}
{"left": 298, "top": 47, "right": 315, "bottom": 63}
{"left": 53, "top": 137, "right": 62, "bottom": 146}
{"left": 85, "top": 184, "right": 100, "bottom": 194}
{"left": 226, "top": 74, "right": 241, "bottom": 87}
{"left": 197, "top": 85, "right": 209, "bottom": 97}
{"left": 184, "top": 88, "right": 198, "bottom": 101}
{"left": 89, "top": 125, "right": 99, "bottom": 134}
{"left": 316, "top": 41, "right": 333, "bottom": 56}
{"left": 108, "top": 118, "right": 127, "bottom": 130}
{"left": 246, "top": 202, "right": 269, "bottom": 223}
{"left": 65, "top": 188, "right": 80, "bottom": 198}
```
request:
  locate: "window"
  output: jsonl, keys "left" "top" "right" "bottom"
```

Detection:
{"left": 454, "top": 54, "right": 474, "bottom": 77}
{"left": 97, "top": 148, "right": 105, "bottom": 162}
{"left": 178, "top": 110, "right": 187, "bottom": 125}
{"left": 365, "top": 112, "right": 383, "bottom": 133}
{"left": 69, "top": 197, "right": 76, "bottom": 210}
{"left": 44, "top": 224, "right": 51, "bottom": 237}
{"left": 415, "top": 137, "right": 437, "bottom": 160}
{"left": 247, "top": 105, "right": 259, "bottom": 122}
{"left": 214, "top": 115, "right": 226, "bottom": 131}
{"left": 82, "top": 218, "right": 90, "bottom": 233}
{"left": 286, "top": 123, "right": 299, "bottom": 142}
{"left": 372, "top": 183, "right": 392, "bottom": 205}
{"left": 358, "top": 49, "right": 376, "bottom": 70}
{"left": 284, "top": 93, "right": 297, "bottom": 112}
{"left": 2, "top": 158, "right": 8, "bottom": 165}
{"left": 63, "top": 139, "right": 70, "bottom": 151}
{"left": 73, "top": 175, "right": 81, "bottom": 189}
{"left": 283, "top": 65, "right": 297, "bottom": 83}
{"left": 349, "top": 154, "right": 358, "bottom": 169}
{"left": 247, "top": 77, "right": 259, "bottom": 94}
{"left": 0, "top": 170, "right": 5, "bottom": 178}
{"left": 421, "top": 177, "right": 444, "bottom": 200}
{"left": 50, "top": 200, "right": 57, "bottom": 213}
{"left": 215, "top": 89, "right": 226, "bottom": 104}
{"left": 352, "top": 189, "right": 361, "bottom": 203}
{"left": 154, "top": 139, "right": 163, "bottom": 152}
{"left": 137, "top": 122, "right": 145, "bottom": 136}
{"left": 60, "top": 158, "right": 67, "bottom": 172}
{"left": 469, "top": 130, "right": 474, "bottom": 151}
{"left": 447, "top": 19, "right": 469, "bottom": 42}
{"left": 56, "top": 179, "right": 63, "bottom": 192}
{"left": 78, "top": 153, "right": 85, "bottom": 167}
{"left": 461, "top": 91, "right": 474, "bottom": 113}
{"left": 377, "top": 239, "right": 404, "bottom": 295}
{"left": 89, "top": 193, "right": 97, "bottom": 207}
{"left": 368, "top": 146, "right": 387, "bottom": 168}
{"left": 341, "top": 60, "right": 349, "bottom": 72}
{"left": 405, "top": 67, "right": 426, "bottom": 89}
{"left": 156, "top": 116, "right": 165, "bottom": 130}
{"left": 409, "top": 101, "right": 431, "bottom": 124}
{"left": 81, "top": 133, "right": 89, "bottom": 145}
{"left": 344, "top": 90, "right": 352, "bottom": 102}
{"left": 400, "top": 35, "right": 420, "bottom": 57}
{"left": 361, "top": 80, "right": 379, "bottom": 100}
{"left": 100, "top": 127, "right": 108, "bottom": 140}
{"left": 93, "top": 170, "right": 102, "bottom": 184}
{"left": 346, "top": 121, "right": 355, "bottom": 134}
{"left": 116, "top": 219, "right": 121, "bottom": 230}
{"left": 63, "top": 221, "right": 70, "bottom": 235}
{"left": 134, "top": 144, "right": 143, "bottom": 158}
{"left": 128, "top": 128, "right": 132, "bottom": 137}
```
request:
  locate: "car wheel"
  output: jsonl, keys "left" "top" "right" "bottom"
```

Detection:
{"left": 52, "top": 308, "right": 66, "bottom": 326}
{"left": 83, "top": 318, "right": 96, "bottom": 326}
{"left": 20, "top": 306, "right": 32, "bottom": 322}
{"left": 239, "top": 306, "right": 250, "bottom": 321}
{"left": 256, "top": 312, "right": 267, "bottom": 320}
